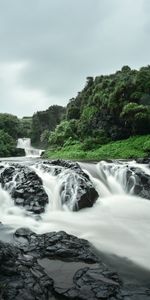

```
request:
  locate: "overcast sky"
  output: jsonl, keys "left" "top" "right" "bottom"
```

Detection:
{"left": 0, "top": 0, "right": 149, "bottom": 117}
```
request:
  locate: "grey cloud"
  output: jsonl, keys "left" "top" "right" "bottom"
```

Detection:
{"left": 0, "top": 0, "right": 149, "bottom": 116}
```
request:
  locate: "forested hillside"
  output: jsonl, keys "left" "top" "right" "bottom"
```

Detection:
{"left": 46, "top": 65, "right": 150, "bottom": 154}
{"left": 0, "top": 114, "right": 32, "bottom": 156}
{"left": 0, "top": 65, "right": 150, "bottom": 158}
{"left": 0, "top": 106, "right": 65, "bottom": 156}
{"left": 31, "top": 105, "right": 65, "bottom": 147}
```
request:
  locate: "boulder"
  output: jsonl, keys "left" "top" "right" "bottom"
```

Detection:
{"left": 136, "top": 158, "right": 150, "bottom": 164}
{"left": 0, "top": 164, "right": 48, "bottom": 214}
{"left": 0, "top": 159, "right": 99, "bottom": 214}
{"left": 41, "top": 160, "right": 99, "bottom": 210}
{"left": 127, "top": 167, "right": 150, "bottom": 200}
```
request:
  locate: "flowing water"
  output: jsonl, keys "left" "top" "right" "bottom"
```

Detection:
{"left": 17, "top": 137, "right": 43, "bottom": 157}
{"left": 0, "top": 154, "right": 150, "bottom": 275}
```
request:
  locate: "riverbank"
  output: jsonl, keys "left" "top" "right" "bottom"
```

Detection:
{"left": 43, "top": 135, "right": 150, "bottom": 160}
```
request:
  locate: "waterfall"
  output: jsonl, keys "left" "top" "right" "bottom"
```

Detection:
{"left": 17, "top": 138, "right": 43, "bottom": 157}
{"left": 0, "top": 159, "right": 150, "bottom": 270}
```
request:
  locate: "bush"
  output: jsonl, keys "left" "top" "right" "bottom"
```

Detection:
{"left": 143, "top": 139, "right": 150, "bottom": 152}
{"left": 121, "top": 103, "right": 150, "bottom": 135}
{"left": 49, "top": 120, "right": 78, "bottom": 147}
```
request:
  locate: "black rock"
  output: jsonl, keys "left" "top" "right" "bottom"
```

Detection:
{"left": 41, "top": 160, "right": 99, "bottom": 210}
{"left": 0, "top": 229, "right": 121, "bottom": 299}
{"left": 0, "top": 240, "right": 53, "bottom": 300}
{"left": 0, "top": 164, "right": 48, "bottom": 214}
{"left": 128, "top": 167, "right": 150, "bottom": 200}
{"left": 0, "top": 228, "right": 150, "bottom": 299}
{"left": 136, "top": 158, "right": 150, "bottom": 164}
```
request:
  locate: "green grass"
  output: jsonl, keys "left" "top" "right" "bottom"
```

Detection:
{"left": 43, "top": 135, "right": 150, "bottom": 160}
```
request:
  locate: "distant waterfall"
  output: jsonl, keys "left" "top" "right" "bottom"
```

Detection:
{"left": 17, "top": 138, "right": 43, "bottom": 157}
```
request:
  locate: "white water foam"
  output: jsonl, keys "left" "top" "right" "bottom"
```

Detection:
{"left": 0, "top": 160, "right": 150, "bottom": 271}
{"left": 17, "top": 138, "right": 43, "bottom": 157}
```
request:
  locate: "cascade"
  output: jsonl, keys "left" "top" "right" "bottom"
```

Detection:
{"left": 17, "top": 138, "right": 43, "bottom": 157}
{"left": 0, "top": 159, "right": 150, "bottom": 271}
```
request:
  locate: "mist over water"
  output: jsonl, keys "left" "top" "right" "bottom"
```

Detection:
{"left": 0, "top": 158, "right": 150, "bottom": 272}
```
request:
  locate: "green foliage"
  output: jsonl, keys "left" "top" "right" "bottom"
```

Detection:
{"left": 81, "top": 106, "right": 97, "bottom": 120}
{"left": 66, "top": 100, "right": 80, "bottom": 120}
{"left": 49, "top": 120, "right": 78, "bottom": 147}
{"left": 0, "top": 113, "right": 28, "bottom": 157}
{"left": 81, "top": 130, "right": 110, "bottom": 150}
{"left": 44, "top": 65, "right": 150, "bottom": 154}
{"left": 140, "top": 94, "right": 150, "bottom": 106}
{"left": 121, "top": 103, "right": 150, "bottom": 134}
{"left": 0, "top": 113, "right": 20, "bottom": 139}
{"left": 143, "top": 139, "right": 150, "bottom": 152}
{"left": 19, "top": 117, "right": 32, "bottom": 138}
{"left": 40, "top": 129, "right": 50, "bottom": 147}
{"left": 0, "top": 129, "right": 16, "bottom": 157}
{"left": 31, "top": 105, "right": 65, "bottom": 146}
{"left": 121, "top": 65, "right": 131, "bottom": 73}
{"left": 136, "top": 66, "right": 150, "bottom": 93}
{"left": 44, "top": 135, "right": 150, "bottom": 160}
{"left": 121, "top": 103, "right": 146, "bottom": 115}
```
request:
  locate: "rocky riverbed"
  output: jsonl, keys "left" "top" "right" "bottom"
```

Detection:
{"left": 0, "top": 227, "right": 150, "bottom": 300}
{"left": 0, "top": 158, "right": 150, "bottom": 299}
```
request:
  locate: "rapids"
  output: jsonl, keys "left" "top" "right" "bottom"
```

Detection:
{"left": 0, "top": 158, "right": 150, "bottom": 272}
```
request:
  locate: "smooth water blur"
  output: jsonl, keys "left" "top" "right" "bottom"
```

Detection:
{"left": 17, "top": 138, "right": 43, "bottom": 157}
{"left": 0, "top": 158, "right": 150, "bottom": 271}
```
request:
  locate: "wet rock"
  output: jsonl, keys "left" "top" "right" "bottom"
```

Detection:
{"left": 14, "top": 228, "right": 98, "bottom": 262}
{"left": 0, "top": 229, "right": 121, "bottom": 299}
{"left": 41, "top": 160, "right": 99, "bottom": 210}
{"left": 136, "top": 158, "right": 150, "bottom": 165}
{"left": 128, "top": 167, "right": 150, "bottom": 200}
{"left": 0, "top": 159, "right": 98, "bottom": 213}
{"left": 0, "top": 164, "right": 48, "bottom": 214}
{"left": 0, "top": 240, "right": 54, "bottom": 300}
{"left": 0, "top": 228, "right": 150, "bottom": 299}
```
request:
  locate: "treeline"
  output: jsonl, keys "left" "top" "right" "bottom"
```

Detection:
{"left": 46, "top": 65, "right": 150, "bottom": 151}
{"left": 0, "top": 105, "right": 65, "bottom": 157}
{"left": 0, "top": 114, "right": 32, "bottom": 156}
{"left": 1, "top": 65, "right": 150, "bottom": 157}
{"left": 31, "top": 105, "right": 65, "bottom": 146}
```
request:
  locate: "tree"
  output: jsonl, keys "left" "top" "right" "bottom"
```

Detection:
{"left": 49, "top": 120, "right": 78, "bottom": 147}
{"left": 31, "top": 105, "right": 66, "bottom": 146}
{"left": 0, "top": 129, "right": 16, "bottom": 157}
{"left": 121, "top": 103, "right": 150, "bottom": 134}
{"left": 0, "top": 113, "right": 20, "bottom": 139}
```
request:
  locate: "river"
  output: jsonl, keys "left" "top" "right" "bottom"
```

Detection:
{"left": 0, "top": 139, "right": 150, "bottom": 288}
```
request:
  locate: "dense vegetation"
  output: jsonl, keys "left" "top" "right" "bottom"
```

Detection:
{"left": 31, "top": 105, "right": 65, "bottom": 147}
{"left": 0, "top": 114, "right": 33, "bottom": 156}
{"left": 0, "top": 113, "right": 22, "bottom": 157}
{"left": 44, "top": 65, "right": 150, "bottom": 158}
{"left": 44, "top": 135, "right": 150, "bottom": 160}
{"left": 0, "top": 65, "right": 150, "bottom": 158}
{"left": 0, "top": 106, "right": 65, "bottom": 157}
